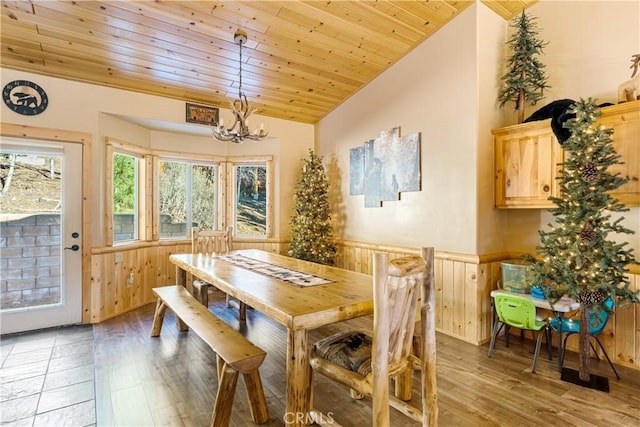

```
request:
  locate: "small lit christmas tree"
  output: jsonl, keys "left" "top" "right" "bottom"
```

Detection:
{"left": 530, "top": 98, "right": 638, "bottom": 383}
{"left": 288, "top": 150, "right": 337, "bottom": 265}
{"left": 498, "top": 10, "right": 550, "bottom": 123}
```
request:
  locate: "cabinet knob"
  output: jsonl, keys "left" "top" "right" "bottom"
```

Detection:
{"left": 506, "top": 179, "right": 511, "bottom": 188}
{"left": 543, "top": 185, "right": 550, "bottom": 192}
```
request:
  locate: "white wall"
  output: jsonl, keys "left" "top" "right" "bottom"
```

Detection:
{"left": 477, "top": 3, "right": 509, "bottom": 254}
{"left": 0, "top": 68, "right": 314, "bottom": 246}
{"left": 317, "top": 4, "right": 481, "bottom": 254}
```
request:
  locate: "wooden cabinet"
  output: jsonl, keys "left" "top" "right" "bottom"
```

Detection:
{"left": 493, "top": 121, "right": 563, "bottom": 208}
{"left": 493, "top": 100, "right": 639, "bottom": 208}
{"left": 596, "top": 101, "right": 640, "bottom": 206}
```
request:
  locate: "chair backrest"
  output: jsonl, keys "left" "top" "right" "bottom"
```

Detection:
{"left": 588, "top": 297, "right": 614, "bottom": 335}
{"left": 371, "top": 250, "right": 436, "bottom": 425}
{"left": 494, "top": 294, "right": 538, "bottom": 330}
{"left": 372, "top": 252, "right": 426, "bottom": 376}
{"left": 192, "top": 226, "right": 233, "bottom": 256}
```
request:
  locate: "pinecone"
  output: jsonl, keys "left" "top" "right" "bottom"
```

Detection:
{"left": 579, "top": 223, "right": 597, "bottom": 243}
{"left": 581, "top": 163, "right": 600, "bottom": 183}
{"left": 578, "top": 289, "right": 606, "bottom": 305}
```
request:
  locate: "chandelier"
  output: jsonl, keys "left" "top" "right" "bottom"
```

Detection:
{"left": 211, "top": 29, "right": 269, "bottom": 143}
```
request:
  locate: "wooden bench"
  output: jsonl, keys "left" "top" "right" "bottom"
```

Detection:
{"left": 151, "top": 285, "right": 269, "bottom": 426}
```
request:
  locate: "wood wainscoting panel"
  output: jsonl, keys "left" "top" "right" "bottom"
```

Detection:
{"left": 90, "top": 243, "right": 192, "bottom": 323}
{"left": 232, "top": 240, "right": 288, "bottom": 254}
{"left": 439, "top": 259, "right": 454, "bottom": 336}
{"left": 90, "top": 252, "right": 107, "bottom": 323}
{"left": 333, "top": 240, "right": 640, "bottom": 371}
{"left": 611, "top": 273, "right": 638, "bottom": 369}
{"left": 90, "top": 240, "right": 288, "bottom": 323}
{"left": 558, "top": 272, "right": 638, "bottom": 370}
{"left": 335, "top": 240, "right": 492, "bottom": 345}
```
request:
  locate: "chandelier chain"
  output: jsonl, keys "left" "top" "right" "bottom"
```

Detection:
{"left": 238, "top": 37, "right": 243, "bottom": 99}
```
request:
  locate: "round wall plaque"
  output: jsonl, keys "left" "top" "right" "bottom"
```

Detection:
{"left": 2, "top": 80, "right": 49, "bottom": 115}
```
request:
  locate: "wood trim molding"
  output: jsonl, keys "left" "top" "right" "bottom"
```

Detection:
{"left": 91, "top": 236, "right": 291, "bottom": 255}
{"left": 337, "top": 240, "right": 640, "bottom": 274}
{"left": 104, "top": 143, "right": 114, "bottom": 247}
{"left": 338, "top": 239, "right": 504, "bottom": 264}
{"left": 0, "top": 123, "right": 91, "bottom": 143}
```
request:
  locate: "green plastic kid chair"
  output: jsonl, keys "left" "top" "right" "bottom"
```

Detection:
{"left": 488, "top": 293, "right": 549, "bottom": 373}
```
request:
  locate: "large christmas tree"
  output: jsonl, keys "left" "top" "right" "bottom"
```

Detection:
{"left": 530, "top": 99, "right": 638, "bottom": 382}
{"left": 498, "top": 10, "right": 550, "bottom": 124}
{"left": 288, "top": 150, "right": 337, "bottom": 265}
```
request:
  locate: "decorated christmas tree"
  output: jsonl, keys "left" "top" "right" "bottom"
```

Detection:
{"left": 288, "top": 150, "right": 337, "bottom": 265}
{"left": 530, "top": 99, "right": 638, "bottom": 382}
{"left": 498, "top": 10, "right": 550, "bottom": 123}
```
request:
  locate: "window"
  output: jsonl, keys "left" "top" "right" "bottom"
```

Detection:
{"left": 105, "top": 138, "right": 273, "bottom": 246}
{"left": 112, "top": 152, "right": 138, "bottom": 242}
{"left": 157, "top": 159, "right": 220, "bottom": 239}
{"left": 231, "top": 158, "right": 272, "bottom": 238}
{"left": 106, "top": 139, "right": 150, "bottom": 246}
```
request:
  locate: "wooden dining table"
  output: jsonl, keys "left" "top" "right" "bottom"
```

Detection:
{"left": 170, "top": 249, "right": 373, "bottom": 427}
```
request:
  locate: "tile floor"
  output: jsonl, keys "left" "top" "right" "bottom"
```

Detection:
{"left": 0, "top": 324, "right": 96, "bottom": 426}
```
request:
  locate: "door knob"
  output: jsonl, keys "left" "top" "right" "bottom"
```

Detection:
{"left": 64, "top": 244, "right": 80, "bottom": 251}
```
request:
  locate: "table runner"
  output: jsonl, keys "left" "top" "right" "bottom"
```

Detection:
{"left": 217, "top": 254, "right": 334, "bottom": 287}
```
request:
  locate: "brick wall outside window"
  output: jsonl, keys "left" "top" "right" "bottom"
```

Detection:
{"left": 0, "top": 214, "right": 61, "bottom": 310}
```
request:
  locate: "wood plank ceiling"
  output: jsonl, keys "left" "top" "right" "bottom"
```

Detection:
{"left": 1, "top": 1, "right": 536, "bottom": 124}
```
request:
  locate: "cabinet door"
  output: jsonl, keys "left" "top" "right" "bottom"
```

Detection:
{"left": 597, "top": 106, "right": 640, "bottom": 206}
{"left": 494, "top": 125, "right": 562, "bottom": 208}
{"left": 493, "top": 101, "right": 639, "bottom": 209}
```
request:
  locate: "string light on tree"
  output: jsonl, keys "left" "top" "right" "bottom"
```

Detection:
{"left": 288, "top": 150, "right": 337, "bottom": 265}
{"left": 528, "top": 98, "right": 638, "bottom": 383}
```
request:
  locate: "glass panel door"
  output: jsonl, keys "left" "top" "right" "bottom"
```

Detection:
{"left": 0, "top": 138, "right": 82, "bottom": 334}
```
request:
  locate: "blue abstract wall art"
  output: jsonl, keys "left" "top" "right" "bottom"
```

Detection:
{"left": 349, "top": 127, "right": 421, "bottom": 207}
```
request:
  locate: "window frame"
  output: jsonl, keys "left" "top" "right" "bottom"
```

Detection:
{"left": 227, "top": 156, "right": 273, "bottom": 239}
{"left": 152, "top": 152, "right": 226, "bottom": 241}
{"left": 105, "top": 138, "right": 152, "bottom": 246}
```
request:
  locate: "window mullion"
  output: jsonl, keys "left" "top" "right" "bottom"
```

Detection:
{"left": 133, "top": 158, "right": 139, "bottom": 241}
{"left": 105, "top": 144, "right": 114, "bottom": 246}
{"left": 186, "top": 164, "right": 193, "bottom": 234}
{"left": 140, "top": 155, "right": 152, "bottom": 241}
{"left": 151, "top": 155, "right": 160, "bottom": 241}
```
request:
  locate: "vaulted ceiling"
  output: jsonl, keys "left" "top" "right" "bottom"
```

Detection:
{"left": 1, "top": 1, "right": 536, "bottom": 124}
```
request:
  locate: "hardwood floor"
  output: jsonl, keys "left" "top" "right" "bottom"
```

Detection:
{"left": 93, "top": 291, "right": 640, "bottom": 427}
{"left": 3, "top": 290, "right": 640, "bottom": 426}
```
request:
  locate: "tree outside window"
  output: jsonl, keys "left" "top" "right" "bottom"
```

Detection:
{"left": 235, "top": 164, "right": 267, "bottom": 236}
{"left": 158, "top": 160, "right": 218, "bottom": 238}
{"left": 112, "top": 152, "right": 138, "bottom": 242}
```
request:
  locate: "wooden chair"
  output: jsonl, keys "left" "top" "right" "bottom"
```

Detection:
{"left": 192, "top": 227, "right": 247, "bottom": 320}
{"left": 309, "top": 248, "right": 438, "bottom": 427}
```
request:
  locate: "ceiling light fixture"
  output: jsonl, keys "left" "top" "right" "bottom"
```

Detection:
{"left": 211, "top": 29, "right": 268, "bottom": 143}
